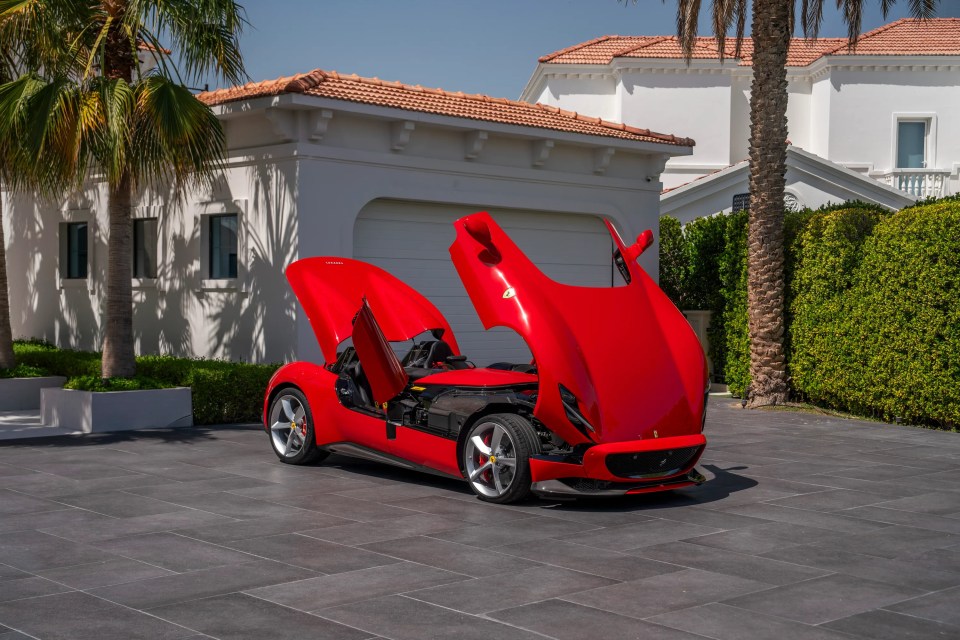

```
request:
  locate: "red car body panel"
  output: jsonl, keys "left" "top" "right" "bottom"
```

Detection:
{"left": 352, "top": 299, "right": 408, "bottom": 404}
{"left": 264, "top": 362, "right": 390, "bottom": 453}
{"left": 449, "top": 212, "right": 708, "bottom": 448}
{"left": 286, "top": 257, "right": 461, "bottom": 363}
{"left": 414, "top": 369, "right": 538, "bottom": 387}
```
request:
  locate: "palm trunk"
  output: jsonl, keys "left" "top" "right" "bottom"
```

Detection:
{"left": 100, "top": 13, "right": 136, "bottom": 379}
{"left": 101, "top": 170, "right": 135, "bottom": 378}
{"left": 0, "top": 188, "right": 15, "bottom": 370}
{"left": 744, "top": 0, "right": 791, "bottom": 407}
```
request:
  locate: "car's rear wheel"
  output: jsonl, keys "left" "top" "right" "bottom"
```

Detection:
{"left": 463, "top": 413, "right": 540, "bottom": 503}
{"left": 267, "top": 388, "right": 328, "bottom": 465}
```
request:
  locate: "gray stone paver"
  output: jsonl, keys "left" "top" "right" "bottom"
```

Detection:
{"left": 1, "top": 398, "right": 959, "bottom": 639}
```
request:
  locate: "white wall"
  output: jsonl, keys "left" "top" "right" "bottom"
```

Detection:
{"left": 532, "top": 56, "right": 960, "bottom": 197}
{"left": 5, "top": 98, "right": 678, "bottom": 364}
{"left": 620, "top": 69, "right": 733, "bottom": 172}
{"left": 536, "top": 76, "right": 618, "bottom": 122}
{"left": 822, "top": 66, "right": 960, "bottom": 175}
{"left": 4, "top": 153, "right": 301, "bottom": 364}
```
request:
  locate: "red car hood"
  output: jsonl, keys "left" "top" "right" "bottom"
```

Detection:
{"left": 449, "top": 212, "right": 707, "bottom": 447}
{"left": 286, "top": 257, "right": 460, "bottom": 364}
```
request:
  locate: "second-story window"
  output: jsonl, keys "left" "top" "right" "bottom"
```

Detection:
{"left": 209, "top": 213, "right": 238, "bottom": 279}
{"left": 897, "top": 120, "right": 927, "bottom": 169}
{"left": 133, "top": 218, "right": 158, "bottom": 279}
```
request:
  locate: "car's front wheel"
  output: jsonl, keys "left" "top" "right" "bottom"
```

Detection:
{"left": 267, "top": 388, "right": 328, "bottom": 465}
{"left": 463, "top": 413, "right": 540, "bottom": 503}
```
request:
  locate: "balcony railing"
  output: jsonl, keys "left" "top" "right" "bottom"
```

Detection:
{"left": 881, "top": 169, "right": 949, "bottom": 199}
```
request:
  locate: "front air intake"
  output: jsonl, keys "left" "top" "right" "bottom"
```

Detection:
{"left": 605, "top": 446, "right": 701, "bottom": 479}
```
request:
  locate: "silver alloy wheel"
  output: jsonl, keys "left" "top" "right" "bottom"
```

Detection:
{"left": 464, "top": 420, "right": 519, "bottom": 498}
{"left": 269, "top": 394, "right": 309, "bottom": 458}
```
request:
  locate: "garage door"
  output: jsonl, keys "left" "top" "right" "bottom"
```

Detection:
{"left": 353, "top": 200, "right": 614, "bottom": 365}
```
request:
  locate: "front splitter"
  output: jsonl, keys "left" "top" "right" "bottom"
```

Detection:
{"left": 530, "top": 468, "right": 706, "bottom": 498}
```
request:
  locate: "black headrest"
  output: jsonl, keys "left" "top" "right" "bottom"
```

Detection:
{"left": 424, "top": 340, "right": 454, "bottom": 367}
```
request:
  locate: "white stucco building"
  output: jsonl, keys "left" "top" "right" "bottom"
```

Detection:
{"left": 521, "top": 18, "right": 960, "bottom": 221}
{"left": 3, "top": 69, "right": 692, "bottom": 364}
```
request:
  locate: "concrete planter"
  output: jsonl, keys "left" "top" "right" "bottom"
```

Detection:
{"left": 0, "top": 377, "right": 67, "bottom": 411}
{"left": 41, "top": 387, "right": 193, "bottom": 434}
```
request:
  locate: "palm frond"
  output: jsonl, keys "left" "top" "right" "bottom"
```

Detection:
{"left": 151, "top": 0, "right": 248, "bottom": 85}
{"left": 676, "top": 0, "right": 702, "bottom": 61}
{"left": 131, "top": 74, "right": 225, "bottom": 192}
{"left": 712, "top": 0, "right": 736, "bottom": 61}
{"left": 841, "top": 0, "right": 865, "bottom": 44}
{"left": 907, "top": 0, "right": 938, "bottom": 19}
{"left": 801, "top": 0, "right": 826, "bottom": 38}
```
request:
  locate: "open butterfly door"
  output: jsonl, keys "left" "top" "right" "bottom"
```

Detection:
{"left": 352, "top": 298, "right": 408, "bottom": 405}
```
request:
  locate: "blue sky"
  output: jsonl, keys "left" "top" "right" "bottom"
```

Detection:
{"left": 230, "top": 1, "right": 960, "bottom": 99}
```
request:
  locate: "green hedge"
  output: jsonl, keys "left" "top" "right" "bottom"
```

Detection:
{"left": 793, "top": 200, "right": 960, "bottom": 427}
{"left": 665, "top": 197, "right": 958, "bottom": 427}
{"left": 717, "top": 210, "right": 750, "bottom": 395}
{"left": 11, "top": 342, "right": 279, "bottom": 425}
{"left": 712, "top": 204, "right": 875, "bottom": 397}
{"left": 790, "top": 207, "right": 889, "bottom": 406}
{"left": 658, "top": 213, "right": 731, "bottom": 382}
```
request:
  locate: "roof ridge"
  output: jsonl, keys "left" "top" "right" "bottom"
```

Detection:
{"left": 820, "top": 17, "right": 911, "bottom": 56}
{"left": 615, "top": 35, "right": 672, "bottom": 56}
{"left": 540, "top": 18, "right": 960, "bottom": 65}
{"left": 538, "top": 35, "right": 619, "bottom": 63}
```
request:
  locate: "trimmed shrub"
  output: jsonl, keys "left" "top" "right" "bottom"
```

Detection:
{"left": 796, "top": 200, "right": 960, "bottom": 427}
{"left": 719, "top": 207, "right": 820, "bottom": 397}
{"left": 658, "top": 215, "right": 687, "bottom": 308}
{"left": 684, "top": 214, "right": 727, "bottom": 312}
{"left": 65, "top": 376, "right": 167, "bottom": 391}
{"left": 11, "top": 341, "right": 279, "bottom": 425}
{"left": 186, "top": 362, "right": 279, "bottom": 425}
{"left": 790, "top": 206, "right": 889, "bottom": 404}
{"left": 13, "top": 341, "right": 101, "bottom": 378}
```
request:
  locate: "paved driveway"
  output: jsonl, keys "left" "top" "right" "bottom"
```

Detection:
{"left": 1, "top": 400, "right": 958, "bottom": 640}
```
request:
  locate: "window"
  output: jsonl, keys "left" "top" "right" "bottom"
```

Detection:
{"left": 132, "top": 218, "right": 158, "bottom": 279}
{"left": 732, "top": 193, "right": 750, "bottom": 212}
{"left": 65, "top": 222, "right": 88, "bottom": 279}
{"left": 209, "top": 213, "right": 238, "bottom": 279}
{"left": 897, "top": 121, "right": 926, "bottom": 169}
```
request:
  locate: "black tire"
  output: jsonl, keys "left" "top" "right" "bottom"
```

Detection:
{"left": 462, "top": 413, "right": 540, "bottom": 504}
{"left": 266, "top": 388, "right": 329, "bottom": 465}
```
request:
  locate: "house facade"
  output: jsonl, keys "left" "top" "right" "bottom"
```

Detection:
{"left": 3, "top": 69, "right": 691, "bottom": 365}
{"left": 521, "top": 18, "right": 960, "bottom": 219}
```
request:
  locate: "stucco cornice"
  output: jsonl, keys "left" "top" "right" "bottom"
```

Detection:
{"left": 212, "top": 93, "right": 692, "bottom": 158}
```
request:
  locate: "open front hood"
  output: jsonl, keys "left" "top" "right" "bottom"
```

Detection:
{"left": 449, "top": 212, "right": 707, "bottom": 447}
{"left": 287, "top": 257, "right": 460, "bottom": 363}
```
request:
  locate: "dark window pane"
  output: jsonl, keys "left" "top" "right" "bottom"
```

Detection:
{"left": 67, "top": 222, "right": 88, "bottom": 279}
{"left": 209, "top": 214, "right": 238, "bottom": 279}
{"left": 133, "top": 218, "right": 158, "bottom": 279}
{"left": 897, "top": 121, "right": 926, "bottom": 168}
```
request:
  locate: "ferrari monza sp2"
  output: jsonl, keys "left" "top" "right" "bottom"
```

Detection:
{"left": 263, "top": 212, "right": 709, "bottom": 503}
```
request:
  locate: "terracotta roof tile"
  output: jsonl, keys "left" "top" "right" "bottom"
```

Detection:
{"left": 199, "top": 69, "right": 694, "bottom": 147}
{"left": 827, "top": 18, "right": 960, "bottom": 56}
{"left": 540, "top": 19, "right": 960, "bottom": 67}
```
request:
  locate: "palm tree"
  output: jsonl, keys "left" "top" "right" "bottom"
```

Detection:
{"left": 0, "top": 0, "right": 247, "bottom": 378}
{"left": 666, "top": 0, "right": 938, "bottom": 406}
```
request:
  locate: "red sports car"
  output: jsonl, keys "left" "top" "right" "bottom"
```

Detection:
{"left": 263, "top": 212, "right": 709, "bottom": 503}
